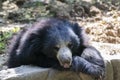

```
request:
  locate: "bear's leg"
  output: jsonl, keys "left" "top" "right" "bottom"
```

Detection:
{"left": 72, "top": 56, "right": 104, "bottom": 78}
{"left": 71, "top": 46, "right": 105, "bottom": 79}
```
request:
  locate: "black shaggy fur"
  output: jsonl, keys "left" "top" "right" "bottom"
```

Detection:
{"left": 7, "top": 18, "right": 105, "bottom": 79}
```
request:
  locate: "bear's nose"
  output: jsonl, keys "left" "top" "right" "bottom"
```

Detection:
{"left": 61, "top": 57, "right": 72, "bottom": 68}
{"left": 57, "top": 47, "right": 72, "bottom": 68}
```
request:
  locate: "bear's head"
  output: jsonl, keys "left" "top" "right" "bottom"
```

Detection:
{"left": 40, "top": 19, "right": 81, "bottom": 68}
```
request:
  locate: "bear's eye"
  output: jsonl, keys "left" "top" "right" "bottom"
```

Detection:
{"left": 68, "top": 43, "right": 73, "bottom": 48}
{"left": 54, "top": 46, "right": 59, "bottom": 51}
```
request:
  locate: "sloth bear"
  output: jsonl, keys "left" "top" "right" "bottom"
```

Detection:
{"left": 7, "top": 18, "right": 105, "bottom": 79}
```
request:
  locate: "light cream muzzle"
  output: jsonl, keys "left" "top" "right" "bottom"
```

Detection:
{"left": 57, "top": 47, "right": 72, "bottom": 68}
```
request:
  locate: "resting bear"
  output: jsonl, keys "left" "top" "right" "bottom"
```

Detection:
{"left": 7, "top": 18, "right": 105, "bottom": 79}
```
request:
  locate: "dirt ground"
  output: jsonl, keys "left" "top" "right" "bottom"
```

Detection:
{"left": 78, "top": 10, "right": 120, "bottom": 44}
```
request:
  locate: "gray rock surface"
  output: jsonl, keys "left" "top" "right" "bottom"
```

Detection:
{"left": 0, "top": 66, "right": 93, "bottom": 80}
{"left": 0, "top": 42, "right": 120, "bottom": 80}
{"left": 0, "top": 66, "right": 49, "bottom": 80}
{"left": 111, "top": 59, "right": 120, "bottom": 80}
{"left": 0, "top": 55, "right": 120, "bottom": 80}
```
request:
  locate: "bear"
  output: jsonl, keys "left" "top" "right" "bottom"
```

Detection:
{"left": 7, "top": 18, "right": 105, "bottom": 79}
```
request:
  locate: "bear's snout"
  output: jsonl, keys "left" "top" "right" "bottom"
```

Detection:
{"left": 57, "top": 47, "right": 72, "bottom": 68}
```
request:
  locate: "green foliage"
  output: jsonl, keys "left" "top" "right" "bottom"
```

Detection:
{"left": 0, "top": 31, "right": 11, "bottom": 54}
{"left": 0, "top": 27, "right": 20, "bottom": 54}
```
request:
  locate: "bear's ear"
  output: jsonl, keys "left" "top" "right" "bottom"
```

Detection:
{"left": 72, "top": 23, "right": 89, "bottom": 46}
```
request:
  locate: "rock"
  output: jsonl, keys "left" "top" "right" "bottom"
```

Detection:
{"left": 117, "top": 29, "right": 120, "bottom": 37}
{"left": 105, "top": 30, "right": 117, "bottom": 37}
{"left": 91, "top": 42, "right": 120, "bottom": 55}
{"left": 85, "top": 28, "right": 91, "bottom": 34}
{"left": 104, "top": 60, "right": 113, "bottom": 80}
{"left": 0, "top": 42, "right": 120, "bottom": 80}
{"left": 0, "top": 66, "right": 94, "bottom": 80}
{"left": 0, "top": 54, "right": 120, "bottom": 80}
{"left": 111, "top": 60, "right": 120, "bottom": 80}
{"left": 2, "top": 1, "right": 18, "bottom": 12}
{"left": 0, "top": 66, "right": 49, "bottom": 80}
{"left": 48, "top": 1, "right": 71, "bottom": 19}
{"left": 47, "top": 70, "right": 80, "bottom": 80}
{"left": 90, "top": 6, "right": 101, "bottom": 16}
